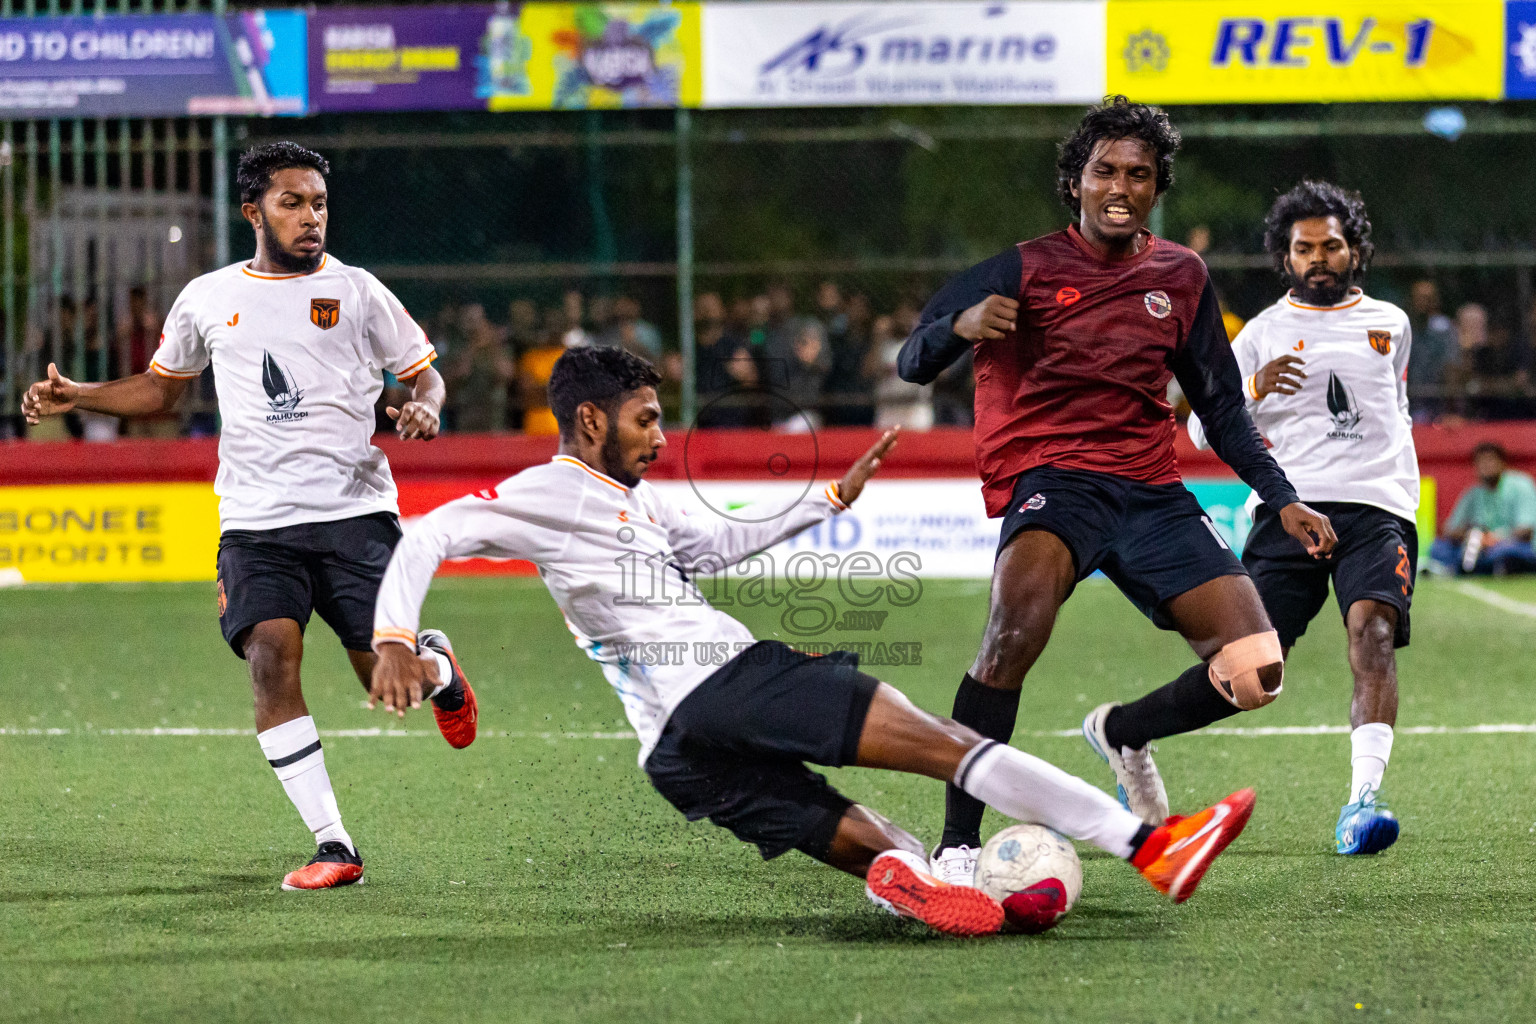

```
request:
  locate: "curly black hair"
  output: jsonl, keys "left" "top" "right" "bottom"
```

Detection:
{"left": 1056, "top": 95, "right": 1181, "bottom": 215}
{"left": 548, "top": 345, "right": 662, "bottom": 441}
{"left": 1262, "top": 180, "right": 1375, "bottom": 278}
{"left": 236, "top": 141, "right": 330, "bottom": 206}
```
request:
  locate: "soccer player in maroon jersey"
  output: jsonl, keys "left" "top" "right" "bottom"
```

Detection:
{"left": 898, "top": 96, "right": 1339, "bottom": 884}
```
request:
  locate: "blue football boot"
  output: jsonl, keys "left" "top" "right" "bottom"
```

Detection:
{"left": 1335, "top": 787, "right": 1400, "bottom": 855}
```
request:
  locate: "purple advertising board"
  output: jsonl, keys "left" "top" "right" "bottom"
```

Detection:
{"left": 308, "top": 4, "right": 514, "bottom": 113}
{"left": 0, "top": 12, "right": 306, "bottom": 117}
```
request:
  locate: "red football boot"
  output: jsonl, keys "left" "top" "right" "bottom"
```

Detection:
{"left": 419, "top": 628, "right": 478, "bottom": 749}
{"left": 281, "top": 841, "right": 364, "bottom": 891}
{"left": 866, "top": 850, "right": 1005, "bottom": 937}
{"left": 1134, "top": 788, "right": 1256, "bottom": 904}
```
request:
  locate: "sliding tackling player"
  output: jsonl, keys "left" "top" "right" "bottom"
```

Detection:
{"left": 898, "top": 96, "right": 1338, "bottom": 886}
{"left": 22, "top": 142, "right": 475, "bottom": 890}
{"left": 1190, "top": 180, "right": 1415, "bottom": 854}
{"left": 369, "top": 346, "right": 1257, "bottom": 937}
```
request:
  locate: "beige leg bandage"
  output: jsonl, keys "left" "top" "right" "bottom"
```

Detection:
{"left": 1208, "top": 630, "right": 1284, "bottom": 710}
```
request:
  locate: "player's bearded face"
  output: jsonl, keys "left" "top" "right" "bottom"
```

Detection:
{"left": 1285, "top": 216, "right": 1355, "bottom": 307}
{"left": 599, "top": 389, "right": 666, "bottom": 487}
{"left": 252, "top": 168, "right": 327, "bottom": 274}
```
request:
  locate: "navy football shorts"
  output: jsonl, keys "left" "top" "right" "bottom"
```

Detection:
{"left": 215, "top": 511, "right": 403, "bottom": 657}
{"left": 995, "top": 466, "right": 1248, "bottom": 629}
{"left": 645, "top": 641, "right": 880, "bottom": 861}
{"left": 1243, "top": 501, "right": 1416, "bottom": 649}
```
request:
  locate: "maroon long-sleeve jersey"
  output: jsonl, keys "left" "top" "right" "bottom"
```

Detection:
{"left": 900, "top": 226, "right": 1297, "bottom": 518}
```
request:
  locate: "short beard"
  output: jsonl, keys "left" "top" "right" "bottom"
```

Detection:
{"left": 260, "top": 218, "right": 323, "bottom": 274}
{"left": 600, "top": 419, "right": 641, "bottom": 488}
{"left": 1290, "top": 266, "right": 1352, "bottom": 307}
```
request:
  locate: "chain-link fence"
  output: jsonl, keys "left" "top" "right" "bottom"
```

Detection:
{"left": 6, "top": 101, "right": 1536, "bottom": 436}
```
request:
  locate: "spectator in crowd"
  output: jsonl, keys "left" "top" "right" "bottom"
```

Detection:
{"left": 815, "top": 281, "right": 849, "bottom": 348}
{"left": 826, "top": 290, "right": 875, "bottom": 426}
{"left": 1428, "top": 442, "right": 1536, "bottom": 575}
{"left": 506, "top": 298, "right": 540, "bottom": 354}
{"left": 1406, "top": 279, "right": 1456, "bottom": 420}
{"left": 693, "top": 292, "right": 759, "bottom": 428}
{"left": 445, "top": 303, "right": 515, "bottom": 432}
{"left": 869, "top": 312, "right": 934, "bottom": 429}
{"left": 517, "top": 328, "right": 567, "bottom": 436}
{"left": 429, "top": 299, "right": 465, "bottom": 363}
{"left": 760, "top": 283, "right": 801, "bottom": 383}
{"left": 598, "top": 295, "right": 662, "bottom": 359}
{"left": 773, "top": 317, "right": 831, "bottom": 432}
{"left": 560, "top": 289, "right": 595, "bottom": 350}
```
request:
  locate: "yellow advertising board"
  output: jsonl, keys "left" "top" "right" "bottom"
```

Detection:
{"left": 488, "top": 2, "right": 702, "bottom": 111}
{"left": 1107, "top": 1, "right": 1503, "bottom": 103}
{"left": 0, "top": 483, "right": 219, "bottom": 584}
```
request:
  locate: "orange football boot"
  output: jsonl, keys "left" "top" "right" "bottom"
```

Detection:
{"left": 866, "top": 850, "right": 1005, "bottom": 937}
{"left": 419, "top": 628, "right": 477, "bottom": 749}
{"left": 1133, "top": 787, "right": 1255, "bottom": 904}
{"left": 281, "top": 841, "right": 364, "bottom": 891}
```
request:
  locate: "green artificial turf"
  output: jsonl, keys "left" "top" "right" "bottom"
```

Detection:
{"left": 3, "top": 574, "right": 1535, "bottom": 1022}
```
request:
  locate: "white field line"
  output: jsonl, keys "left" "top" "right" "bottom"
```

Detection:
{"left": 1453, "top": 580, "right": 1536, "bottom": 619}
{"left": 7, "top": 725, "right": 1536, "bottom": 739}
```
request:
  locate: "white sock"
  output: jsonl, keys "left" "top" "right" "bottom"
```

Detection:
{"left": 1349, "top": 723, "right": 1393, "bottom": 802}
{"left": 956, "top": 741, "right": 1146, "bottom": 859}
{"left": 423, "top": 650, "right": 453, "bottom": 699}
{"left": 257, "top": 716, "right": 354, "bottom": 853}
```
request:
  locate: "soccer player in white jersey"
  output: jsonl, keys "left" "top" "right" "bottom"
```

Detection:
{"left": 368, "top": 346, "right": 1258, "bottom": 936}
{"left": 1189, "top": 180, "right": 1417, "bottom": 855}
{"left": 21, "top": 142, "right": 477, "bottom": 890}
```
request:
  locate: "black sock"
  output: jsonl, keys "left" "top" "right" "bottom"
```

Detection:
{"left": 1125, "top": 823, "right": 1157, "bottom": 863}
{"left": 430, "top": 674, "right": 465, "bottom": 712}
{"left": 1104, "top": 662, "right": 1238, "bottom": 751}
{"left": 940, "top": 674, "right": 1021, "bottom": 850}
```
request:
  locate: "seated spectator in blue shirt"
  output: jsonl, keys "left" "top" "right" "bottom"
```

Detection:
{"left": 1428, "top": 442, "right": 1536, "bottom": 575}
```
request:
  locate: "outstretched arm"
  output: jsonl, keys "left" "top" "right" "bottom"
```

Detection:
{"left": 1173, "top": 281, "right": 1336, "bottom": 557}
{"left": 370, "top": 485, "right": 563, "bottom": 714}
{"left": 22, "top": 362, "right": 187, "bottom": 423}
{"left": 663, "top": 429, "right": 899, "bottom": 573}
{"left": 387, "top": 364, "right": 445, "bottom": 440}
{"left": 898, "top": 247, "right": 1022, "bottom": 384}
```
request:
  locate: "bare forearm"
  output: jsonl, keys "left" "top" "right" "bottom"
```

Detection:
{"left": 74, "top": 373, "right": 185, "bottom": 417}
{"left": 409, "top": 366, "right": 445, "bottom": 415}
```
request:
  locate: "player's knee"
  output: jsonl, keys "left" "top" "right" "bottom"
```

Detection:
{"left": 1348, "top": 612, "right": 1395, "bottom": 653}
{"left": 1207, "top": 630, "right": 1284, "bottom": 711}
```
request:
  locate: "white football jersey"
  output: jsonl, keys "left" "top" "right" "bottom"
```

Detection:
{"left": 150, "top": 255, "right": 436, "bottom": 532}
{"left": 372, "top": 456, "right": 847, "bottom": 764}
{"left": 1189, "top": 289, "right": 1419, "bottom": 522}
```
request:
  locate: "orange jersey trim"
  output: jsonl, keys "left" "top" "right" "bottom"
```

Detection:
{"left": 372, "top": 626, "right": 417, "bottom": 647}
{"left": 394, "top": 350, "right": 437, "bottom": 381}
{"left": 242, "top": 254, "right": 329, "bottom": 280}
{"left": 1285, "top": 288, "right": 1363, "bottom": 312}
{"left": 825, "top": 481, "right": 848, "bottom": 511}
{"left": 551, "top": 455, "right": 629, "bottom": 493}
{"left": 149, "top": 361, "right": 201, "bottom": 380}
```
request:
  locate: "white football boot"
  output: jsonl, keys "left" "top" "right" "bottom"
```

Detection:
{"left": 1082, "top": 702, "right": 1169, "bottom": 825}
{"left": 927, "top": 844, "right": 980, "bottom": 888}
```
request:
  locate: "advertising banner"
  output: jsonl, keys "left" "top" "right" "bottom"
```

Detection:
{"left": 0, "top": 483, "right": 220, "bottom": 584}
{"left": 1508, "top": 1, "right": 1536, "bottom": 98}
{"left": 700, "top": 1, "right": 1106, "bottom": 108}
{"left": 310, "top": 3, "right": 699, "bottom": 113}
{"left": 0, "top": 11, "right": 306, "bottom": 117}
{"left": 1106, "top": 1, "right": 1503, "bottom": 103}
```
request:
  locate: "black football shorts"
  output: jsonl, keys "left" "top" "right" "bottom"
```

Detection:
{"left": 215, "top": 511, "right": 403, "bottom": 657}
{"left": 644, "top": 640, "right": 880, "bottom": 861}
{"left": 995, "top": 466, "right": 1249, "bottom": 629}
{"left": 1243, "top": 501, "right": 1416, "bottom": 649}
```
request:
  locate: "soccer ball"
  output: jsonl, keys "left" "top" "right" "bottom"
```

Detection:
{"left": 975, "top": 824, "right": 1083, "bottom": 934}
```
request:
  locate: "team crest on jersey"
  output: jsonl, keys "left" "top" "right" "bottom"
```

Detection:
{"left": 310, "top": 298, "right": 341, "bottom": 330}
{"left": 1143, "top": 290, "right": 1172, "bottom": 319}
{"left": 262, "top": 351, "right": 308, "bottom": 423}
{"left": 1367, "top": 329, "right": 1392, "bottom": 355}
{"left": 1021, "top": 493, "right": 1047, "bottom": 512}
